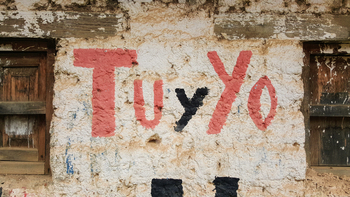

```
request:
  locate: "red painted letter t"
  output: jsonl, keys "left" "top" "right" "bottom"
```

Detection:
{"left": 74, "top": 49, "right": 138, "bottom": 137}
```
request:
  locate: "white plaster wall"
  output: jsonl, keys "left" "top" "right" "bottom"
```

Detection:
{"left": 49, "top": 34, "right": 306, "bottom": 196}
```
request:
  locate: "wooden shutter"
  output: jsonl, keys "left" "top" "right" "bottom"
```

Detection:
{"left": 0, "top": 39, "right": 54, "bottom": 175}
{"left": 305, "top": 43, "right": 350, "bottom": 167}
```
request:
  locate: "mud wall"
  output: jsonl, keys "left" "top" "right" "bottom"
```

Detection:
{"left": 0, "top": 0, "right": 350, "bottom": 196}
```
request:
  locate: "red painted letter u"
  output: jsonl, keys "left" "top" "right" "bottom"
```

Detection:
{"left": 134, "top": 80, "right": 164, "bottom": 129}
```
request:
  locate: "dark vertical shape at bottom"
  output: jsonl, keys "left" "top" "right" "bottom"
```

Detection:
{"left": 0, "top": 187, "right": 2, "bottom": 197}
{"left": 213, "top": 177, "right": 239, "bottom": 197}
{"left": 151, "top": 179, "right": 183, "bottom": 197}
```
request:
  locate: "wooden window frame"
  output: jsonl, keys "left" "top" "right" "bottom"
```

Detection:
{"left": 0, "top": 39, "right": 55, "bottom": 175}
{"left": 303, "top": 41, "right": 350, "bottom": 176}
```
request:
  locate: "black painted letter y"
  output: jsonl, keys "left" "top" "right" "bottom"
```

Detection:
{"left": 174, "top": 87, "right": 209, "bottom": 132}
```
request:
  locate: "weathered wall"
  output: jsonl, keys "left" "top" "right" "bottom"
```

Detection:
{"left": 0, "top": 0, "right": 349, "bottom": 196}
{"left": 47, "top": 38, "right": 305, "bottom": 196}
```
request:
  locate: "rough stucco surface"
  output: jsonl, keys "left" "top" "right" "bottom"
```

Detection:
{"left": 0, "top": 0, "right": 349, "bottom": 196}
{"left": 48, "top": 36, "right": 306, "bottom": 196}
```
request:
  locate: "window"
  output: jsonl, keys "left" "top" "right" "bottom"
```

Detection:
{"left": 0, "top": 39, "right": 54, "bottom": 174}
{"left": 304, "top": 42, "right": 350, "bottom": 175}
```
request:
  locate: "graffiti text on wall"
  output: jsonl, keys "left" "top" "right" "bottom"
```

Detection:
{"left": 74, "top": 49, "right": 277, "bottom": 137}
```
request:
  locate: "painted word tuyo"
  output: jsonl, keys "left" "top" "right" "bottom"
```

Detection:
{"left": 74, "top": 49, "right": 277, "bottom": 137}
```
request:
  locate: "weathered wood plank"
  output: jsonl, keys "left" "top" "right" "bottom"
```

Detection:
{"left": 302, "top": 43, "right": 314, "bottom": 166}
{"left": 1, "top": 11, "right": 349, "bottom": 40}
{"left": 214, "top": 14, "right": 350, "bottom": 40}
{"left": 0, "top": 101, "right": 45, "bottom": 114}
{"left": 0, "top": 147, "right": 38, "bottom": 161}
{"left": 309, "top": 118, "right": 321, "bottom": 165}
{"left": 0, "top": 39, "right": 48, "bottom": 51}
{"left": 0, "top": 53, "right": 42, "bottom": 66}
{"left": 312, "top": 166, "right": 350, "bottom": 176}
{"left": 0, "top": 117, "right": 3, "bottom": 147}
{"left": 309, "top": 55, "right": 350, "bottom": 105}
{"left": 307, "top": 43, "right": 350, "bottom": 55}
{"left": 36, "top": 116, "right": 45, "bottom": 162}
{"left": 0, "top": 161, "right": 44, "bottom": 174}
{"left": 309, "top": 117, "right": 350, "bottom": 166}
{"left": 45, "top": 40, "right": 55, "bottom": 174}
{"left": 309, "top": 105, "right": 350, "bottom": 117}
{"left": 0, "top": 11, "right": 125, "bottom": 38}
{"left": 320, "top": 126, "right": 350, "bottom": 166}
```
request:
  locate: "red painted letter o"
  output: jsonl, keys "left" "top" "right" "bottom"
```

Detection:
{"left": 248, "top": 76, "right": 277, "bottom": 131}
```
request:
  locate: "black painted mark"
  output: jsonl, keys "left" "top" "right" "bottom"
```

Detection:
{"left": 174, "top": 87, "right": 209, "bottom": 132}
{"left": 151, "top": 179, "right": 183, "bottom": 197}
{"left": 213, "top": 177, "right": 239, "bottom": 197}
